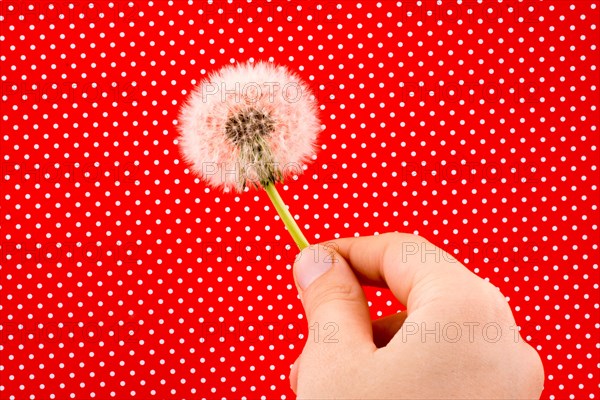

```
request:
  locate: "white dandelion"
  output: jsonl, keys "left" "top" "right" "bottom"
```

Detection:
{"left": 177, "top": 61, "right": 321, "bottom": 249}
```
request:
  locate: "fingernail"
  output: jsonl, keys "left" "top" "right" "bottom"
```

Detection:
{"left": 294, "top": 245, "right": 334, "bottom": 290}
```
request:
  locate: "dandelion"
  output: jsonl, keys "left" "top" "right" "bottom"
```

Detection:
{"left": 177, "top": 61, "right": 321, "bottom": 249}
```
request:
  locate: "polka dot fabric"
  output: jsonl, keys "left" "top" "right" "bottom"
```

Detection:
{"left": 1, "top": 1, "right": 598, "bottom": 399}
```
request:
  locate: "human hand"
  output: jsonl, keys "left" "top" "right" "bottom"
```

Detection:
{"left": 290, "top": 233, "right": 544, "bottom": 399}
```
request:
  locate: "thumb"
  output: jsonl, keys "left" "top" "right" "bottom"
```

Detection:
{"left": 293, "top": 244, "right": 374, "bottom": 350}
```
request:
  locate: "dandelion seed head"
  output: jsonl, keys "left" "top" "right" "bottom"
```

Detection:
{"left": 177, "top": 61, "right": 321, "bottom": 192}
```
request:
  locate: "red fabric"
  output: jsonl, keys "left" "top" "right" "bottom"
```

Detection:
{"left": 1, "top": 1, "right": 598, "bottom": 399}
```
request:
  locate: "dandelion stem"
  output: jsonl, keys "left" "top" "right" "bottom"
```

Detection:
{"left": 264, "top": 182, "right": 310, "bottom": 250}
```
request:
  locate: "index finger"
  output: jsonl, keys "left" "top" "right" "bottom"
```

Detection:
{"left": 326, "top": 232, "right": 484, "bottom": 313}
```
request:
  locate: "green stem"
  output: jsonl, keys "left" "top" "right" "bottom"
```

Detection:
{"left": 264, "top": 182, "right": 310, "bottom": 250}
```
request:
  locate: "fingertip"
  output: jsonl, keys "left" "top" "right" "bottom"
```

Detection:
{"left": 293, "top": 244, "right": 335, "bottom": 291}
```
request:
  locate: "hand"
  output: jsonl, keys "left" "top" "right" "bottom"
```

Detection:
{"left": 290, "top": 232, "right": 544, "bottom": 399}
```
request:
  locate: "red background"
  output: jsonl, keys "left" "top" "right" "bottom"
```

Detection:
{"left": 1, "top": 1, "right": 599, "bottom": 399}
